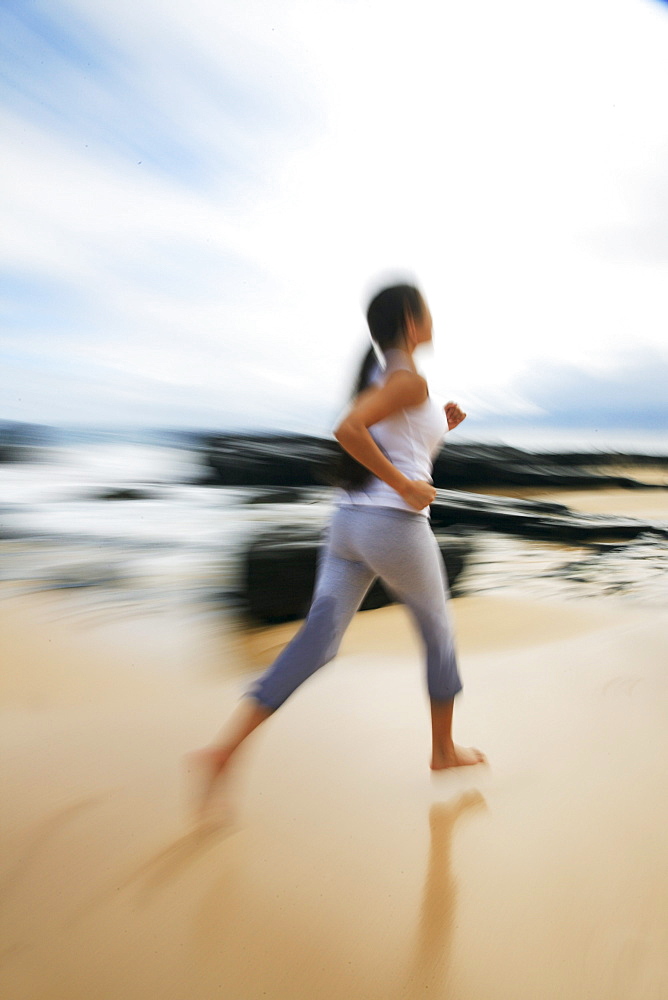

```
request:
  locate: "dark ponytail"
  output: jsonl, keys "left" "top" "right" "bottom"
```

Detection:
{"left": 354, "top": 345, "right": 379, "bottom": 397}
{"left": 328, "top": 284, "right": 425, "bottom": 491}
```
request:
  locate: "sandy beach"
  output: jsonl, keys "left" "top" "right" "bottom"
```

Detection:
{"left": 1, "top": 486, "right": 667, "bottom": 1000}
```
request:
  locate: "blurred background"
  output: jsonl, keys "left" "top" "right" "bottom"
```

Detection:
{"left": 1, "top": 0, "right": 667, "bottom": 621}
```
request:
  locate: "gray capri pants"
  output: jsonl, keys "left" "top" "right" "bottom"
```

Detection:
{"left": 249, "top": 504, "right": 462, "bottom": 710}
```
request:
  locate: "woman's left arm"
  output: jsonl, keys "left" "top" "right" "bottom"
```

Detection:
{"left": 444, "top": 401, "right": 467, "bottom": 431}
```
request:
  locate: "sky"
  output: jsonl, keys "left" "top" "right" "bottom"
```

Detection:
{"left": 1, "top": 0, "right": 668, "bottom": 447}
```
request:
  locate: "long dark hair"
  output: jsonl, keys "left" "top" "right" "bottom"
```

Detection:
{"left": 330, "top": 284, "right": 425, "bottom": 491}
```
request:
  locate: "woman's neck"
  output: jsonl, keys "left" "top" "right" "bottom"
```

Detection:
{"left": 384, "top": 345, "right": 418, "bottom": 372}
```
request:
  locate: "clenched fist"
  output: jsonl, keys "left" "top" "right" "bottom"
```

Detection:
{"left": 444, "top": 401, "right": 467, "bottom": 431}
{"left": 400, "top": 479, "right": 437, "bottom": 511}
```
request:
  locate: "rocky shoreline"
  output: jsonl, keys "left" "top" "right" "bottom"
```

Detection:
{"left": 1, "top": 428, "right": 665, "bottom": 623}
{"left": 204, "top": 434, "right": 667, "bottom": 622}
{"left": 201, "top": 432, "right": 668, "bottom": 491}
{"left": 241, "top": 487, "right": 668, "bottom": 622}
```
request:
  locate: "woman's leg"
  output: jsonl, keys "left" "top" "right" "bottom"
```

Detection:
{"left": 190, "top": 510, "right": 376, "bottom": 812}
{"left": 356, "top": 510, "right": 485, "bottom": 769}
{"left": 247, "top": 546, "right": 375, "bottom": 711}
{"left": 429, "top": 698, "right": 485, "bottom": 770}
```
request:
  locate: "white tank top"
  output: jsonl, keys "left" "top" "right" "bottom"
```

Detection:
{"left": 338, "top": 349, "right": 449, "bottom": 517}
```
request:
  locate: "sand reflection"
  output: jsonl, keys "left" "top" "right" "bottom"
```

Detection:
{"left": 399, "top": 791, "right": 487, "bottom": 997}
{"left": 185, "top": 788, "right": 488, "bottom": 1000}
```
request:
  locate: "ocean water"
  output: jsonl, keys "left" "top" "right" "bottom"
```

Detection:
{"left": 0, "top": 436, "right": 666, "bottom": 622}
{"left": 0, "top": 441, "right": 333, "bottom": 615}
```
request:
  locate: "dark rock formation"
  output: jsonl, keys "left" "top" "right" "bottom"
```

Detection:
{"left": 244, "top": 487, "right": 307, "bottom": 504}
{"left": 527, "top": 451, "right": 668, "bottom": 469}
{"left": 429, "top": 489, "right": 668, "bottom": 542}
{"left": 92, "top": 487, "right": 159, "bottom": 501}
{"left": 430, "top": 444, "right": 665, "bottom": 490}
{"left": 0, "top": 421, "right": 54, "bottom": 462}
{"left": 202, "top": 434, "right": 334, "bottom": 487}
{"left": 202, "top": 433, "right": 666, "bottom": 491}
{"left": 244, "top": 525, "right": 470, "bottom": 623}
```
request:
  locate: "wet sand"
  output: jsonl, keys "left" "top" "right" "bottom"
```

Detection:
{"left": 475, "top": 464, "right": 668, "bottom": 516}
{"left": 534, "top": 487, "right": 668, "bottom": 520}
{"left": 1, "top": 489, "right": 667, "bottom": 999}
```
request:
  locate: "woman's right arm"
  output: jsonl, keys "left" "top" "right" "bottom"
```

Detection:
{"left": 333, "top": 370, "right": 436, "bottom": 511}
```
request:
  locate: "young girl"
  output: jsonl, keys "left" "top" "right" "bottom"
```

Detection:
{"left": 191, "top": 284, "right": 485, "bottom": 815}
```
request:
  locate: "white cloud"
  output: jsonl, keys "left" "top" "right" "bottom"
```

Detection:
{"left": 1, "top": 0, "right": 668, "bottom": 433}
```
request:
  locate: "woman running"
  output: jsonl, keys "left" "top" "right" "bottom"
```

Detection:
{"left": 191, "top": 283, "right": 485, "bottom": 815}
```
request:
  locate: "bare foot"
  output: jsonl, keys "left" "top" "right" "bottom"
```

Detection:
{"left": 184, "top": 746, "right": 233, "bottom": 823}
{"left": 430, "top": 744, "right": 487, "bottom": 771}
